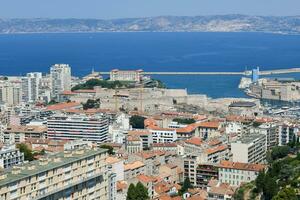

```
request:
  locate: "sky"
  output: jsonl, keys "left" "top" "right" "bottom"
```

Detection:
{"left": 0, "top": 0, "right": 299, "bottom": 19}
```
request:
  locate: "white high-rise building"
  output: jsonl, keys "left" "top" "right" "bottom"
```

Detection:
{"left": 21, "top": 72, "right": 42, "bottom": 103}
{"left": 50, "top": 64, "right": 71, "bottom": 99}
{"left": 0, "top": 81, "right": 22, "bottom": 106}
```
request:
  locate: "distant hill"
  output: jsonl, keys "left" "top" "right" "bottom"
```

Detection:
{"left": 1, "top": 15, "right": 300, "bottom": 34}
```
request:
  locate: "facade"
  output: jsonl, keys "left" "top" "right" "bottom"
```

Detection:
{"left": 50, "top": 64, "right": 71, "bottom": 99}
{"left": 0, "top": 81, "right": 22, "bottom": 106}
{"left": 124, "top": 161, "right": 146, "bottom": 180}
{"left": 47, "top": 114, "right": 109, "bottom": 143}
{"left": 21, "top": 72, "right": 42, "bottom": 103}
{"left": 252, "top": 123, "right": 278, "bottom": 150}
{"left": 184, "top": 156, "right": 218, "bottom": 189}
{"left": 278, "top": 123, "right": 299, "bottom": 146}
{"left": 0, "top": 144, "right": 24, "bottom": 169}
{"left": 231, "top": 133, "right": 267, "bottom": 164}
{"left": 149, "top": 128, "right": 177, "bottom": 144}
{"left": 218, "top": 160, "right": 265, "bottom": 187}
{"left": 0, "top": 147, "right": 109, "bottom": 200}
{"left": 197, "top": 121, "right": 220, "bottom": 140}
{"left": 2, "top": 125, "right": 47, "bottom": 143}
{"left": 110, "top": 69, "right": 143, "bottom": 82}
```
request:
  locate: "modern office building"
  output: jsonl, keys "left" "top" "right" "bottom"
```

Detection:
{"left": 149, "top": 127, "right": 177, "bottom": 144}
{"left": 231, "top": 133, "right": 267, "bottom": 164}
{"left": 0, "top": 144, "right": 24, "bottom": 169}
{"left": 50, "top": 64, "right": 71, "bottom": 99}
{"left": 0, "top": 147, "right": 109, "bottom": 200}
{"left": 47, "top": 114, "right": 109, "bottom": 143}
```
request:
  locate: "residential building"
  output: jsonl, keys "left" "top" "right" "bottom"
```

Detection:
{"left": 125, "top": 135, "right": 143, "bottom": 154}
{"left": 47, "top": 114, "right": 109, "bottom": 143}
{"left": 231, "top": 133, "right": 267, "bottom": 164}
{"left": 124, "top": 161, "right": 146, "bottom": 180}
{"left": 2, "top": 125, "right": 47, "bottom": 143}
{"left": 21, "top": 72, "right": 42, "bottom": 103}
{"left": 278, "top": 123, "right": 299, "bottom": 146}
{"left": 152, "top": 143, "right": 177, "bottom": 152}
{"left": 149, "top": 127, "right": 177, "bottom": 144}
{"left": 0, "top": 147, "right": 110, "bottom": 200}
{"left": 0, "top": 81, "right": 22, "bottom": 106}
{"left": 0, "top": 144, "right": 24, "bottom": 169}
{"left": 50, "top": 64, "right": 71, "bottom": 99}
{"left": 197, "top": 121, "right": 220, "bottom": 140}
{"left": 218, "top": 160, "right": 266, "bottom": 186}
{"left": 207, "top": 179, "right": 237, "bottom": 200}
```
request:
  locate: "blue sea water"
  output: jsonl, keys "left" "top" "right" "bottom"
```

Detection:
{"left": 1, "top": 32, "right": 300, "bottom": 98}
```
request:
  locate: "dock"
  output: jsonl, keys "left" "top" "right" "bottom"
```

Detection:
{"left": 100, "top": 68, "right": 300, "bottom": 76}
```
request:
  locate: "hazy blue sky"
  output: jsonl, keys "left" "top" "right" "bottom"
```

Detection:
{"left": 1, "top": 0, "right": 299, "bottom": 19}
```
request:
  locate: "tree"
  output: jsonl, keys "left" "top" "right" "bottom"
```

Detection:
{"left": 179, "top": 177, "right": 193, "bottom": 195}
{"left": 173, "top": 118, "right": 196, "bottom": 124}
{"left": 279, "top": 164, "right": 293, "bottom": 181}
{"left": 263, "top": 176, "right": 278, "bottom": 200}
{"left": 17, "top": 143, "right": 35, "bottom": 161}
{"left": 126, "top": 184, "right": 136, "bottom": 200}
{"left": 255, "top": 171, "right": 265, "bottom": 193}
{"left": 272, "top": 188, "right": 297, "bottom": 200}
{"left": 82, "top": 99, "right": 100, "bottom": 110}
{"left": 135, "top": 182, "right": 149, "bottom": 200}
{"left": 100, "top": 144, "right": 114, "bottom": 155}
{"left": 270, "top": 146, "right": 290, "bottom": 161}
{"left": 130, "top": 115, "right": 146, "bottom": 129}
{"left": 126, "top": 182, "right": 149, "bottom": 200}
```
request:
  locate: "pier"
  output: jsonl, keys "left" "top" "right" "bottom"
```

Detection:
{"left": 100, "top": 68, "right": 300, "bottom": 75}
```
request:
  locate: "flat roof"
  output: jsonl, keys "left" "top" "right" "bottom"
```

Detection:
{"left": 0, "top": 148, "right": 107, "bottom": 187}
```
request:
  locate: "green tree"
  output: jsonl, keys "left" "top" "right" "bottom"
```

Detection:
{"left": 135, "top": 182, "right": 149, "bottom": 200}
{"left": 17, "top": 143, "right": 35, "bottom": 161}
{"left": 126, "top": 183, "right": 137, "bottom": 200}
{"left": 270, "top": 146, "right": 290, "bottom": 161}
{"left": 173, "top": 118, "right": 196, "bottom": 124}
{"left": 100, "top": 145, "right": 114, "bottom": 155}
{"left": 279, "top": 164, "right": 293, "bottom": 181}
{"left": 82, "top": 99, "right": 100, "bottom": 110}
{"left": 255, "top": 171, "right": 265, "bottom": 193}
{"left": 179, "top": 177, "right": 193, "bottom": 195}
{"left": 263, "top": 176, "right": 278, "bottom": 200}
{"left": 130, "top": 115, "right": 146, "bottom": 129}
{"left": 272, "top": 188, "right": 297, "bottom": 200}
{"left": 126, "top": 182, "right": 149, "bottom": 200}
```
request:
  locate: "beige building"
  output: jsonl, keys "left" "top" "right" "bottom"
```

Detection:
{"left": 2, "top": 125, "right": 47, "bottom": 143}
{"left": 0, "top": 147, "right": 109, "bottom": 200}
{"left": 110, "top": 69, "right": 143, "bottom": 82}
{"left": 231, "top": 133, "right": 267, "bottom": 164}
{"left": 0, "top": 81, "right": 22, "bottom": 106}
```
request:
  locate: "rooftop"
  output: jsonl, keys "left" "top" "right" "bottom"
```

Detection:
{"left": 219, "top": 160, "right": 266, "bottom": 172}
{"left": 229, "top": 101, "right": 256, "bottom": 108}
{"left": 0, "top": 148, "right": 107, "bottom": 187}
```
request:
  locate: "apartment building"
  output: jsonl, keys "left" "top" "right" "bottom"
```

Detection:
{"left": 0, "top": 81, "right": 22, "bottom": 106}
{"left": 184, "top": 156, "right": 218, "bottom": 189}
{"left": 110, "top": 69, "right": 143, "bottom": 82}
{"left": 125, "top": 135, "right": 143, "bottom": 154}
{"left": 278, "top": 123, "right": 299, "bottom": 146}
{"left": 218, "top": 160, "right": 266, "bottom": 187}
{"left": 149, "top": 127, "right": 177, "bottom": 144}
{"left": 2, "top": 125, "right": 47, "bottom": 143}
{"left": 47, "top": 114, "right": 109, "bottom": 143}
{"left": 197, "top": 121, "right": 220, "bottom": 140}
{"left": 0, "top": 147, "right": 109, "bottom": 200}
{"left": 231, "top": 133, "right": 267, "bottom": 164}
{"left": 124, "top": 161, "right": 146, "bottom": 180}
{"left": 21, "top": 72, "right": 42, "bottom": 103}
{"left": 50, "top": 64, "right": 71, "bottom": 99}
{"left": 251, "top": 122, "right": 278, "bottom": 150}
{"left": 0, "top": 144, "right": 24, "bottom": 169}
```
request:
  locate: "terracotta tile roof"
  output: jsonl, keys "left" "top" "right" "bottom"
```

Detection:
{"left": 185, "top": 136, "right": 203, "bottom": 146}
{"left": 136, "top": 150, "right": 166, "bottom": 159}
{"left": 152, "top": 143, "right": 177, "bottom": 148}
{"left": 198, "top": 121, "right": 220, "bottom": 129}
{"left": 106, "top": 156, "right": 121, "bottom": 164}
{"left": 205, "top": 145, "right": 228, "bottom": 155}
{"left": 137, "top": 174, "right": 156, "bottom": 183}
{"left": 117, "top": 181, "right": 127, "bottom": 191}
{"left": 128, "top": 130, "right": 151, "bottom": 136}
{"left": 127, "top": 135, "right": 141, "bottom": 142}
{"left": 74, "top": 89, "right": 96, "bottom": 93}
{"left": 46, "top": 102, "right": 81, "bottom": 111}
{"left": 207, "top": 139, "right": 222, "bottom": 146}
{"left": 124, "top": 161, "right": 145, "bottom": 171}
{"left": 61, "top": 91, "right": 76, "bottom": 95}
{"left": 219, "top": 160, "right": 266, "bottom": 172}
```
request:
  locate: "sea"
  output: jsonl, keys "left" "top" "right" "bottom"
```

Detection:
{"left": 1, "top": 32, "right": 300, "bottom": 98}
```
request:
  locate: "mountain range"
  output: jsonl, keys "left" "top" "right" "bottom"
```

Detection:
{"left": 1, "top": 15, "right": 300, "bottom": 34}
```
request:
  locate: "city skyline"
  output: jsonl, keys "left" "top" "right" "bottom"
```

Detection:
{"left": 0, "top": 0, "right": 299, "bottom": 19}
